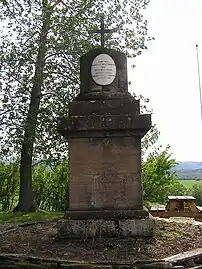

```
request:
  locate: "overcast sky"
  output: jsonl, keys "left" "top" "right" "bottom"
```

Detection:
{"left": 128, "top": 0, "right": 202, "bottom": 162}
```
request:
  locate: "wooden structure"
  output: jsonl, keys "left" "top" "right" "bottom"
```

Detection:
{"left": 150, "top": 196, "right": 202, "bottom": 221}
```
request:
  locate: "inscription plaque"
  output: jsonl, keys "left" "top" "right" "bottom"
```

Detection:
{"left": 91, "top": 54, "right": 116, "bottom": 86}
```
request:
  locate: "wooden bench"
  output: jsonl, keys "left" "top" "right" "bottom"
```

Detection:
{"left": 150, "top": 196, "right": 202, "bottom": 221}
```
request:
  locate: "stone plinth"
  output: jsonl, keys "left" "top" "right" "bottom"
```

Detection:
{"left": 57, "top": 217, "right": 155, "bottom": 239}
{"left": 57, "top": 48, "right": 155, "bottom": 238}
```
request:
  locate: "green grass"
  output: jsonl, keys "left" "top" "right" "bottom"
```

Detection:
{"left": 178, "top": 179, "right": 202, "bottom": 189}
{"left": 0, "top": 210, "right": 63, "bottom": 224}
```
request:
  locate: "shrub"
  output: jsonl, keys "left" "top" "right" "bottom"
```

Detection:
{"left": 33, "top": 161, "right": 68, "bottom": 211}
{"left": 0, "top": 161, "right": 19, "bottom": 210}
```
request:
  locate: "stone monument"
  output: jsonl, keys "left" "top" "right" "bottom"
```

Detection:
{"left": 57, "top": 18, "right": 155, "bottom": 238}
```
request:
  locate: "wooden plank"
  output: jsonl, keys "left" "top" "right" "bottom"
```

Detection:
{"left": 0, "top": 253, "right": 167, "bottom": 268}
{"left": 167, "top": 211, "right": 202, "bottom": 218}
{"left": 150, "top": 205, "right": 166, "bottom": 211}
{"left": 165, "top": 248, "right": 202, "bottom": 263}
{"left": 197, "top": 206, "right": 202, "bottom": 211}
{"left": 184, "top": 196, "right": 196, "bottom": 200}
{"left": 168, "top": 196, "right": 195, "bottom": 200}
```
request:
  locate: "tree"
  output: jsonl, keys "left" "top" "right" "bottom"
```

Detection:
{"left": 142, "top": 145, "right": 185, "bottom": 204}
{"left": 0, "top": 161, "right": 19, "bottom": 211}
{"left": 187, "top": 184, "right": 202, "bottom": 206}
{"left": 0, "top": 0, "right": 152, "bottom": 212}
{"left": 131, "top": 94, "right": 160, "bottom": 157}
{"left": 14, "top": 0, "right": 55, "bottom": 212}
{"left": 135, "top": 94, "right": 186, "bottom": 204}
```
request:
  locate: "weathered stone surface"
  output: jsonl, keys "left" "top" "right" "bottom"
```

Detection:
{"left": 57, "top": 219, "right": 116, "bottom": 239}
{"left": 65, "top": 209, "right": 149, "bottom": 220}
{"left": 68, "top": 136, "right": 143, "bottom": 211}
{"left": 79, "top": 48, "right": 129, "bottom": 100}
{"left": 58, "top": 114, "right": 151, "bottom": 138}
{"left": 57, "top": 47, "right": 155, "bottom": 238}
{"left": 57, "top": 217, "right": 155, "bottom": 239}
{"left": 69, "top": 99, "right": 140, "bottom": 116}
{"left": 119, "top": 218, "right": 156, "bottom": 237}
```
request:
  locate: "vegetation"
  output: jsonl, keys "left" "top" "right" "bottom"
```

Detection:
{"left": 179, "top": 179, "right": 202, "bottom": 189}
{"left": 0, "top": 211, "right": 63, "bottom": 224}
{"left": 186, "top": 184, "right": 202, "bottom": 206}
{"left": 0, "top": 91, "right": 184, "bottom": 211}
{"left": 0, "top": 161, "right": 20, "bottom": 211}
{"left": 177, "top": 172, "right": 202, "bottom": 180}
{"left": 0, "top": 145, "right": 189, "bottom": 212}
{"left": 0, "top": 161, "right": 68, "bottom": 212}
{"left": 0, "top": 0, "right": 152, "bottom": 213}
{"left": 142, "top": 146, "right": 186, "bottom": 204}
{"left": 0, "top": 1, "right": 199, "bottom": 213}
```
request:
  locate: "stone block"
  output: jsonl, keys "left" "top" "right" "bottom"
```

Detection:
{"left": 119, "top": 218, "right": 156, "bottom": 237}
{"left": 58, "top": 114, "right": 151, "bottom": 135}
{"left": 57, "top": 217, "right": 155, "bottom": 239}
{"left": 69, "top": 99, "right": 140, "bottom": 116}
{"left": 80, "top": 48, "right": 128, "bottom": 97}
{"left": 57, "top": 219, "right": 116, "bottom": 239}
{"left": 68, "top": 136, "right": 143, "bottom": 211}
{"left": 65, "top": 209, "right": 149, "bottom": 220}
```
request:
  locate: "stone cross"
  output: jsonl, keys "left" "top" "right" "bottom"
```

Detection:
{"left": 88, "top": 16, "right": 117, "bottom": 48}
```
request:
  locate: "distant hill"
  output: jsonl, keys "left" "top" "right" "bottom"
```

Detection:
{"left": 172, "top": 161, "right": 202, "bottom": 179}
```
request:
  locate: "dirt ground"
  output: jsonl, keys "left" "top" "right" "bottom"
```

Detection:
{"left": 0, "top": 218, "right": 201, "bottom": 262}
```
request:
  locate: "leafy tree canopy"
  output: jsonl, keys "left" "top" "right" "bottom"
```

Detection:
{"left": 142, "top": 145, "right": 186, "bottom": 204}
{"left": 0, "top": 0, "right": 152, "bottom": 163}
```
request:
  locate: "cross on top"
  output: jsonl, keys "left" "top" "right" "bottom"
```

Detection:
{"left": 88, "top": 16, "right": 117, "bottom": 48}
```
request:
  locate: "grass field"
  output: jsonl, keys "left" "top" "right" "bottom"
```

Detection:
{"left": 179, "top": 179, "right": 202, "bottom": 189}
{"left": 0, "top": 211, "right": 63, "bottom": 224}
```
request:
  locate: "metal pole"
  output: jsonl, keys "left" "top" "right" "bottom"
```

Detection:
{"left": 196, "top": 44, "right": 202, "bottom": 120}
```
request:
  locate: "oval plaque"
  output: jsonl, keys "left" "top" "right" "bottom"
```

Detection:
{"left": 91, "top": 54, "right": 116, "bottom": 86}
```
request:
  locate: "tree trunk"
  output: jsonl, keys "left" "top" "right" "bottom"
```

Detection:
{"left": 13, "top": 1, "right": 52, "bottom": 213}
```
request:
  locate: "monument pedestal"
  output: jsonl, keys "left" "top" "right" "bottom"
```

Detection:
{"left": 57, "top": 217, "right": 155, "bottom": 239}
{"left": 57, "top": 209, "right": 155, "bottom": 239}
{"left": 57, "top": 48, "right": 155, "bottom": 239}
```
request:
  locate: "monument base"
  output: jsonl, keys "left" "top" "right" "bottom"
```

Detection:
{"left": 57, "top": 210, "right": 155, "bottom": 239}
{"left": 64, "top": 208, "right": 150, "bottom": 220}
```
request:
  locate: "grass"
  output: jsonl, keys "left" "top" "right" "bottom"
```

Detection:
{"left": 0, "top": 210, "right": 63, "bottom": 224}
{"left": 178, "top": 179, "right": 202, "bottom": 189}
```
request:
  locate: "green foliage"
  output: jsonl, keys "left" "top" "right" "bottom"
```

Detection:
{"left": 132, "top": 94, "right": 160, "bottom": 156}
{"left": 0, "top": 0, "right": 152, "bottom": 163}
{"left": 33, "top": 161, "right": 68, "bottom": 211}
{"left": 0, "top": 161, "right": 19, "bottom": 211}
{"left": 142, "top": 124, "right": 160, "bottom": 156}
{"left": 0, "top": 161, "right": 67, "bottom": 212}
{"left": 186, "top": 184, "right": 202, "bottom": 206}
{"left": 167, "top": 180, "right": 187, "bottom": 197}
{"left": 0, "top": 211, "right": 63, "bottom": 224}
{"left": 142, "top": 146, "right": 186, "bottom": 204}
{"left": 0, "top": 0, "right": 153, "bottom": 212}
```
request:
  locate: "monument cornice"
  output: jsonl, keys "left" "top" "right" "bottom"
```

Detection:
{"left": 58, "top": 114, "right": 151, "bottom": 138}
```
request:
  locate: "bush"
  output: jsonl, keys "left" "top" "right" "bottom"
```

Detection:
{"left": 142, "top": 146, "right": 186, "bottom": 204}
{"left": 0, "top": 161, "right": 19, "bottom": 211}
{"left": 32, "top": 161, "right": 68, "bottom": 211}
{"left": 186, "top": 184, "right": 202, "bottom": 206}
{"left": 0, "top": 160, "right": 68, "bottom": 212}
